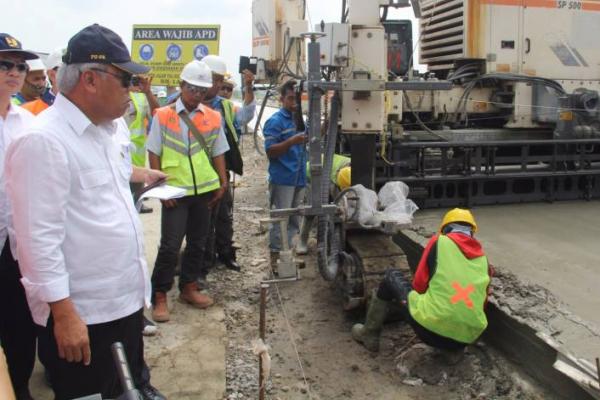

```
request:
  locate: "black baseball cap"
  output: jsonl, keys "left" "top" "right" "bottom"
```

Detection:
{"left": 0, "top": 33, "right": 39, "bottom": 60}
{"left": 63, "top": 24, "right": 149, "bottom": 75}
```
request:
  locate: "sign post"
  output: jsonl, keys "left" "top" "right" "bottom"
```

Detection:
{"left": 131, "top": 24, "right": 221, "bottom": 86}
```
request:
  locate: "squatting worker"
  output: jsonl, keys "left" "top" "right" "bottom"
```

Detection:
{"left": 0, "top": 32, "right": 37, "bottom": 400}
{"left": 297, "top": 154, "right": 351, "bottom": 255}
{"left": 6, "top": 24, "right": 166, "bottom": 400}
{"left": 147, "top": 60, "right": 229, "bottom": 323}
{"left": 264, "top": 80, "right": 307, "bottom": 273}
{"left": 202, "top": 55, "right": 256, "bottom": 273}
{"left": 352, "top": 209, "right": 493, "bottom": 360}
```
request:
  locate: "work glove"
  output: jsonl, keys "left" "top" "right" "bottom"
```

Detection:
{"left": 383, "top": 269, "right": 412, "bottom": 305}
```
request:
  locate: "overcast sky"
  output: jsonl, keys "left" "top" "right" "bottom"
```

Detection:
{"left": 4, "top": 0, "right": 418, "bottom": 83}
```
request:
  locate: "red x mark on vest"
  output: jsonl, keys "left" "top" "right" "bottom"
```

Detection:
{"left": 450, "top": 282, "right": 475, "bottom": 309}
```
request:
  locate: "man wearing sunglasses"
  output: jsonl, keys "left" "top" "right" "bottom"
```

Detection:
{"left": 0, "top": 32, "right": 38, "bottom": 400}
{"left": 146, "top": 60, "right": 229, "bottom": 322}
{"left": 6, "top": 25, "right": 165, "bottom": 400}
{"left": 219, "top": 77, "right": 235, "bottom": 100}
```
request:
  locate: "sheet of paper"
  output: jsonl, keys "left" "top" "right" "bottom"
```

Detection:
{"left": 140, "top": 185, "right": 186, "bottom": 201}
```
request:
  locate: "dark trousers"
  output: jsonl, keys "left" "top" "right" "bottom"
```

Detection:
{"left": 378, "top": 269, "right": 466, "bottom": 351}
{"left": 206, "top": 184, "right": 235, "bottom": 267}
{"left": 152, "top": 194, "right": 211, "bottom": 295}
{"left": 0, "top": 239, "right": 36, "bottom": 399}
{"left": 37, "top": 309, "right": 145, "bottom": 400}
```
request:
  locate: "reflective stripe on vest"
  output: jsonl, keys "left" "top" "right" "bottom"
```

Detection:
{"left": 222, "top": 99, "right": 238, "bottom": 142}
{"left": 408, "top": 235, "right": 489, "bottom": 344}
{"left": 129, "top": 92, "right": 147, "bottom": 167}
{"left": 155, "top": 106, "right": 221, "bottom": 196}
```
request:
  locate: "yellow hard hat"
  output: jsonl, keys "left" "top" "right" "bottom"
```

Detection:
{"left": 440, "top": 208, "right": 478, "bottom": 232}
{"left": 337, "top": 166, "right": 351, "bottom": 190}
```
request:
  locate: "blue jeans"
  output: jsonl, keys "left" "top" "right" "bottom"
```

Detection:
{"left": 269, "top": 184, "right": 305, "bottom": 252}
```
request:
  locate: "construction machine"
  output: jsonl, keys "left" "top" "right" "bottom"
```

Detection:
{"left": 250, "top": 0, "right": 600, "bottom": 307}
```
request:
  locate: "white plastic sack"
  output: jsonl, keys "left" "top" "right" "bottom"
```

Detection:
{"left": 378, "top": 182, "right": 419, "bottom": 225}
{"left": 378, "top": 181, "right": 410, "bottom": 208}
{"left": 344, "top": 182, "right": 418, "bottom": 228}
{"left": 380, "top": 198, "right": 419, "bottom": 225}
{"left": 344, "top": 184, "right": 380, "bottom": 227}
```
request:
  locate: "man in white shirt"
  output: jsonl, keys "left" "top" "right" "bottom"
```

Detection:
{"left": 0, "top": 32, "right": 38, "bottom": 400}
{"left": 6, "top": 25, "right": 165, "bottom": 400}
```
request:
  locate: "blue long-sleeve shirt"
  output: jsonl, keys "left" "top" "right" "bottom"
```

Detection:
{"left": 264, "top": 108, "right": 306, "bottom": 187}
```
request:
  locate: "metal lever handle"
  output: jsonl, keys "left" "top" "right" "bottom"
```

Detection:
{"left": 111, "top": 342, "right": 141, "bottom": 400}
{"left": 525, "top": 38, "right": 531, "bottom": 54}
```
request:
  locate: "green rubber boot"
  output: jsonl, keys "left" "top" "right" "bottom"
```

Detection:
{"left": 352, "top": 292, "right": 388, "bottom": 352}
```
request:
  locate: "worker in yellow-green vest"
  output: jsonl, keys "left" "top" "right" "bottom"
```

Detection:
{"left": 124, "top": 74, "right": 160, "bottom": 213}
{"left": 146, "top": 60, "right": 230, "bottom": 323}
{"left": 352, "top": 208, "right": 493, "bottom": 362}
{"left": 305, "top": 154, "right": 351, "bottom": 191}
{"left": 201, "top": 55, "right": 256, "bottom": 273}
{"left": 296, "top": 154, "right": 351, "bottom": 255}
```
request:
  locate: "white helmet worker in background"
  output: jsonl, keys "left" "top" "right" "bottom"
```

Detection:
{"left": 201, "top": 54, "right": 228, "bottom": 101}
{"left": 12, "top": 57, "right": 46, "bottom": 105}
{"left": 202, "top": 55, "right": 227, "bottom": 76}
{"left": 44, "top": 47, "right": 64, "bottom": 91}
{"left": 198, "top": 54, "right": 256, "bottom": 273}
{"left": 219, "top": 74, "right": 236, "bottom": 100}
{"left": 22, "top": 47, "right": 64, "bottom": 114}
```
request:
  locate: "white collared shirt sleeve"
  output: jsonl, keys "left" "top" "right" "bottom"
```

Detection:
{"left": 6, "top": 133, "right": 71, "bottom": 304}
{"left": 235, "top": 100, "right": 256, "bottom": 126}
{"left": 211, "top": 125, "right": 230, "bottom": 157}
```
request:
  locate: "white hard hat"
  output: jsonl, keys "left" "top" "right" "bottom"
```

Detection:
{"left": 201, "top": 55, "right": 227, "bottom": 76}
{"left": 26, "top": 58, "right": 46, "bottom": 72}
{"left": 180, "top": 60, "right": 213, "bottom": 88}
{"left": 45, "top": 47, "right": 65, "bottom": 70}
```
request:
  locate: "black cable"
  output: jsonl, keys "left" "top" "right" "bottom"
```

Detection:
{"left": 253, "top": 90, "right": 273, "bottom": 155}
{"left": 403, "top": 91, "right": 448, "bottom": 140}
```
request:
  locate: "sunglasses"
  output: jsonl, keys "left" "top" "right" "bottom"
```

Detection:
{"left": 184, "top": 82, "right": 208, "bottom": 95}
{"left": 0, "top": 60, "right": 29, "bottom": 74}
{"left": 222, "top": 87, "right": 233, "bottom": 92}
{"left": 90, "top": 68, "right": 133, "bottom": 88}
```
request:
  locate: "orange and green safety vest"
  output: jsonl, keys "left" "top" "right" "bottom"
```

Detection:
{"left": 22, "top": 98, "right": 49, "bottom": 115}
{"left": 408, "top": 235, "right": 489, "bottom": 344}
{"left": 155, "top": 105, "right": 221, "bottom": 196}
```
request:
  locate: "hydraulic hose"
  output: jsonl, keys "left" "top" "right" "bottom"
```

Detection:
{"left": 317, "top": 92, "right": 341, "bottom": 281}
{"left": 253, "top": 90, "right": 273, "bottom": 155}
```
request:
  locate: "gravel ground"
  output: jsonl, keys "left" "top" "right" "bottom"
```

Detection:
{"left": 210, "top": 138, "right": 557, "bottom": 400}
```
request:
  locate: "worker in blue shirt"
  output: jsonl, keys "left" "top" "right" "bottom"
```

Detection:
{"left": 264, "top": 80, "right": 307, "bottom": 272}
